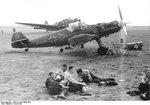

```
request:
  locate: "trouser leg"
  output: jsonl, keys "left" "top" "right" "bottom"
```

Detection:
{"left": 90, "top": 73, "right": 115, "bottom": 82}
{"left": 138, "top": 83, "right": 149, "bottom": 94}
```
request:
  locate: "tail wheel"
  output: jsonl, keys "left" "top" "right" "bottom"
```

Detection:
{"left": 81, "top": 44, "right": 84, "bottom": 48}
{"left": 60, "top": 48, "right": 63, "bottom": 52}
{"left": 25, "top": 48, "right": 29, "bottom": 52}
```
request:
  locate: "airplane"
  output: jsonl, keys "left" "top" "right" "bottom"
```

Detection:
{"left": 16, "top": 18, "right": 81, "bottom": 32}
{"left": 11, "top": 7, "right": 128, "bottom": 55}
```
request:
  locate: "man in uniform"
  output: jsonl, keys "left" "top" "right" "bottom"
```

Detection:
{"left": 76, "top": 68, "right": 118, "bottom": 86}
{"left": 58, "top": 64, "right": 87, "bottom": 93}
{"left": 45, "top": 72, "right": 68, "bottom": 99}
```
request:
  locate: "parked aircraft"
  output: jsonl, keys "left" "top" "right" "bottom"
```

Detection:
{"left": 11, "top": 6, "right": 131, "bottom": 55}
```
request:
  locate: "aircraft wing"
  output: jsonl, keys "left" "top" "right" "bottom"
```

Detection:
{"left": 15, "top": 22, "right": 59, "bottom": 31}
{"left": 68, "top": 34, "right": 98, "bottom": 47}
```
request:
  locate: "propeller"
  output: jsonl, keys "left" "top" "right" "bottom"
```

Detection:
{"left": 118, "top": 5, "right": 128, "bottom": 36}
{"left": 118, "top": 5, "right": 129, "bottom": 50}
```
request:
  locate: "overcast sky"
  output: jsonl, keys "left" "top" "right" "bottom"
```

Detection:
{"left": 0, "top": 0, "right": 150, "bottom": 26}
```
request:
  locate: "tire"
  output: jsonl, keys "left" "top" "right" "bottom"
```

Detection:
{"left": 25, "top": 48, "right": 29, "bottom": 52}
{"left": 97, "top": 47, "right": 108, "bottom": 56}
{"left": 60, "top": 48, "right": 63, "bottom": 52}
{"left": 81, "top": 44, "right": 84, "bottom": 48}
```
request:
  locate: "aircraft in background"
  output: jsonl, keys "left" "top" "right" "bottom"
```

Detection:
{"left": 16, "top": 18, "right": 81, "bottom": 32}
{"left": 12, "top": 6, "right": 140, "bottom": 55}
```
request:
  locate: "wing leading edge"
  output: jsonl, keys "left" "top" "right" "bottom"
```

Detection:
{"left": 16, "top": 22, "right": 59, "bottom": 31}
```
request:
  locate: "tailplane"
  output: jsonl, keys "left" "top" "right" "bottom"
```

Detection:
{"left": 11, "top": 32, "right": 30, "bottom": 48}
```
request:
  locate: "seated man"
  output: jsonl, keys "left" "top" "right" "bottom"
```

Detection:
{"left": 138, "top": 68, "right": 150, "bottom": 100}
{"left": 58, "top": 64, "right": 87, "bottom": 93}
{"left": 45, "top": 72, "right": 68, "bottom": 99}
{"left": 127, "top": 68, "right": 150, "bottom": 100}
{"left": 76, "top": 69, "right": 118, "bottom": 86}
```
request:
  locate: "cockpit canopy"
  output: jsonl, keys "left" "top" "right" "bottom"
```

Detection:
{"left": 54, "top": 18, "right": 81, "bottom": 28}
{"left": 68, "top": 22, "right": 86, "bottom": 32}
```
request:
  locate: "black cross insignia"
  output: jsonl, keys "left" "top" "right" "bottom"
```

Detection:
{"left": 48, "top": 35, "right": 57, "bottom": 44}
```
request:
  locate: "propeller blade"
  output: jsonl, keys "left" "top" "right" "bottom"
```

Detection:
{"left": 118, "top": 5, "right": 123, "bottom": 21}
{"left": 123, "top": 26, "right": 127, "bottom": 36}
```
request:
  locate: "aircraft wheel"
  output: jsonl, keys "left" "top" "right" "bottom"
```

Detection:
{"left": 25, "top": 48, "right": 29, "bottom": 52}
{"left": 60, "top": 48, "right": 63, "bottom": 52}
{"left": 81, "top": 44, "right": 84, "bottom": 48}
{"left": 97, "top": 47, "right": 108, "bottom": 56}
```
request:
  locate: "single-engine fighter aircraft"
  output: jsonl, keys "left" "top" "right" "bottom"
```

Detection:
{"left": 16, "top": 18, "right": 81, "bottom": 31}
{"left": 11, "top": 7, "right": 128, "bottom": 55}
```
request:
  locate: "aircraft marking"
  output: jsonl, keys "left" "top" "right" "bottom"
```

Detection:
{"left": 48, "top": 35, "right": 57, "bottom": 44}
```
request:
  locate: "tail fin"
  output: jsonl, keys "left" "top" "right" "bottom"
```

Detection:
{"left": 11, "top": 32, "right": 30, "bottom": 48}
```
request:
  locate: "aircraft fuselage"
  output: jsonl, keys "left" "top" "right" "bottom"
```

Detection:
{"left": 11, "top": 21, "right": 122, "bottom": 49}
{"left": 29, "top": 25, "right": 94, "bottom": 48}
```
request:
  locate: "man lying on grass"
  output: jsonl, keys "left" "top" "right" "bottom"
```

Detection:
{"left": 76, "top": 68, "right": 118, "bottom": 86}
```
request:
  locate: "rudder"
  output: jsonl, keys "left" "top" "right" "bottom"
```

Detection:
{"left": 11, "top": 32, "right": 30, "bottom": 48}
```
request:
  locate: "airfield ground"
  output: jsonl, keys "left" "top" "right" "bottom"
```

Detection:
{"left": 0, "top": 26, "right": 150, "bottom": 101}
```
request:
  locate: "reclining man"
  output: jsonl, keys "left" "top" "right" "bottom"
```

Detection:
{"left": 76, "top": 68, "right": 118, "bottom": 86}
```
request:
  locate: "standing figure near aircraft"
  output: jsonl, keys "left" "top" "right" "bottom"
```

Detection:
{"left": 44, "top": 20, "right": 48, "bottom": 25}
{"left": 1, "top": 30, "right": 4, "bottom": 35}
{"left": 12, "top": 28, "right": 16, "bottom": 33}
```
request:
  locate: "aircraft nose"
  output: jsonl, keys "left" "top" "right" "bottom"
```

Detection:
{"left": 115, "top": 21, "right": 122, "bottom": 29}
{"left": 114, "top": 21, "right": 120, "bottom": 27}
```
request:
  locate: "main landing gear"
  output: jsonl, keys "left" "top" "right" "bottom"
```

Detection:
{"left": 97, "top": 47, "right": 114, "bottom": 56}
{"left": 96, "top": 38, "right": 114, "bottom": 56}
{"left": 60, "top": 45, "right": 73, "bottom": 52}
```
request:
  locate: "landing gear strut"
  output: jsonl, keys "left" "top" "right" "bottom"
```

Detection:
{"left": 96, "top": 38, "right": 114, "bottom": 56}
{"left": 25, "top": 48, "right": 29, "bottom": 52}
